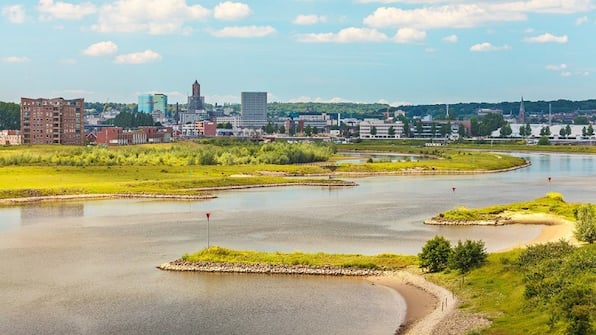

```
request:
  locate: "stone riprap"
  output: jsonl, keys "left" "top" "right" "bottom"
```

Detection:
{"left": 158, "top": 260, "right": 383, "bottom": 276}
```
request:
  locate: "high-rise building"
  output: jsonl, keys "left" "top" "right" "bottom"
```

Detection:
{"left": 188, "top": 80, "right": 204, "bottom": 112}
{"left": 138, "top": 94, "right": 154, "bottom": 113}
{"left": 240, "top": 92, "right": 267, "bottom": 128}
{"left": 153, "top": 93, "right": 167, "bottom": 113}
{"left": 20, "top": 97, "right": 85, "bottom": 145}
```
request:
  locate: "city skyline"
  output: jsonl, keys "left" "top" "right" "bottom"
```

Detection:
{"left": 1, "top": 1, "right": 596, "bottom": 106}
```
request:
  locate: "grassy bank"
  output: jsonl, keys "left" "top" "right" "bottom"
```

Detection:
{"left": 181, "top": 246, "right": 417, "bottom": 270}
{"left": 0, "top": 142, "right": 530, "bottom": 200}
{"left": 436, "top": 193, "right": 577, "bottom": 222}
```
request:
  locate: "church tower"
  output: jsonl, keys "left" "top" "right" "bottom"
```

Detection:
{"left": 518, "top": 97, "right": 526, "bottom": 123}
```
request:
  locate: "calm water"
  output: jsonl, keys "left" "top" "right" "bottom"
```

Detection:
{"left": 0, "top": 152, "right": 594, "bottom": 334}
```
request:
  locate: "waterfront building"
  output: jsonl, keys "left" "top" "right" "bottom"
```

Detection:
{"left": 20, "top": 97, "right": 84, "bottom": 145}
{"left": 153, "top": 93, "right": 167, "bottom": 113}
{"left": 359, "top": 119, "right": 404, "bottom": 139}
{"left": 138, "top": 94, "right": 154, "bottom": 113}
{"left": 240, "top": 91, "right": 267, "bottom": 128}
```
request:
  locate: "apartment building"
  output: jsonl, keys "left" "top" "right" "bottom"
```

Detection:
{"left": 20, "top": 97, "right": 84, "bottom": 145}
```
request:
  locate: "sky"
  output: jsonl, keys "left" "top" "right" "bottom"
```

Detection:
{"left": 1, "top": 0, "right": 595, "bottom": 106}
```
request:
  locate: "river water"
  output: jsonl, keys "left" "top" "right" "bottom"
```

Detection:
{"left": 0, "top": 152, "right": 594, "bottom": 334}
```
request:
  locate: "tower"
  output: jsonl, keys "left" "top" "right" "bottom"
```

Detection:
{"left": 192, "top": 80, "right": 200, "bottom": 97}
{"left": 188, "top": 80, "right": 204, "bottom": 112}
{"left": 518, "top": 97, "right": 526, "bottom": 124}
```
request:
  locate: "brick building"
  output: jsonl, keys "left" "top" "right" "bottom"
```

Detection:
{"left": 20, "top": 97, "right": 84, "bottom": 145}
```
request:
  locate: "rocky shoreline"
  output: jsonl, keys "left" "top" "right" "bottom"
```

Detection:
{"left": 158, "top": 260, "right": 383, "bottom": 276}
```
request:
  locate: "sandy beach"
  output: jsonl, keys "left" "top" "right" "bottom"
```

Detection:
{"left": 372, "top": 212, "right": 578, "bottom": 335}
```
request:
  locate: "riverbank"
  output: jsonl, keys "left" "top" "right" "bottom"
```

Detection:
{"left": 157, "top": 259, "right": 487, "bottom": 335}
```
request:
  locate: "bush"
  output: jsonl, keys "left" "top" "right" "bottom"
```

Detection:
{"left": 448, "top": 240, "right": 487, "bottom": 274}
{"left": 418, "top": 236, "right": 452, "bottom": 273}
{"left": 574, "top": 204, "right": 596, "bottom": 244}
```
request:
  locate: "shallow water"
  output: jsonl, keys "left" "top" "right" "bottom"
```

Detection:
{"left": 0, "top": 152, "right": 594, "bottom": 334}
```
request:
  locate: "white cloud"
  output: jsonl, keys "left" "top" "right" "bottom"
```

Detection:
{"left": 92, "top": 0, "right": 210, "bottom": 35}
{"left": 442, "top": 34, "right": 458, "bottom": 43}
{"left": 523, "top": 33, "right": 568, "bottom": 43}
{"left": 561, "top": 71, "right": 572, "bottom": 77}
{"left": 545, "top": 63, "right": 567, "bottom": 71}
{"left": 2, "top": 5, "right": 26, "bottom": 23}
{"left": 469, "top": 42, "right": 511, "bottom": 52}
{"left": 38, "top": 0, "right": 96, "bottom": 21}
{"left": 394, "top": 27, "right": 426, "bottom": 43}
{"left": 114, "top": 50, "right": 161, "bottom": 64}
{"left": 289, "top": 96, "right": 360, "bottom": 103}
{"left": 576, "top": 16, "right": 589, "bottom": 25}
{"left": 211, "top": 25, "right": 276, "bottom": 38}
{"left": 213, "top": 1, "right": 251, "bottom": 21}
{"left": 296, "top": 27, "right": 388, "bottom": 43}
{"left": 2, "top": 56, "right": 30, "bottom": 63}
{"left": 363, "top": 1, "right": 592, "bottom": 30}
{"left": 377, "top": 99, "right": 413, "bottom": 106}
{"left": 293, "top": 14, "right": 327, "bottom": 25}
{"left": 63, "top": 89, "right": 94, "bottom": 95}
{"left": 83, "top": 41, "right": 119, "bottom": 56}
{"left": 363, "top": 5, "right": 526, "bottom": 29}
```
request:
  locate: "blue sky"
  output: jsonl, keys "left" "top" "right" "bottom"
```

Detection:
{"left": 1, "top": 0, "right": 595, "bottom": 106}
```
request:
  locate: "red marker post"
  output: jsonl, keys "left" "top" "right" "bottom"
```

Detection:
{"left": 206, "top": 212, "right": 211, "bottom": 248}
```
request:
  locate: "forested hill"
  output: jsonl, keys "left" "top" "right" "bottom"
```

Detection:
{"left": 268, "top": 99, "right": 596, "bottom": 120}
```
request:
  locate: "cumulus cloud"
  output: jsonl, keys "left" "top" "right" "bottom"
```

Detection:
{"left": 289, "top": 96, "right": 359, "bottom": 103}
{"left": 394, "top": 27, "right": 426, "bottom": 43}
{"left": 293, "top": 14, "right": 327, "bottom": 25}
{"left": 210, "top": 25, "right": 276, "bottom": 38}
{"left": 442, "top": 34, "right": 458, "bottom": 43}
{"left": 363, "top": 5, "right": 525, "bottom": 29}
{"left": 297, "top": 27, "right": 388, "bottom": 43}
{"left": 38, "top": 0, "right": 96, "bottom": 20}
{"left": 363, "top": 1, "right": 592, "bottom": 30}
{"left": 576, "top": 16, "right": 589, "bottom": 25}
{"left": 545, "top": 63, "right": 567, "bottom": 71}
{"left": 561, "top": 71, "right": 572, "bottom": 77}
{"left": 2, "top": 5, "right": 26, "bottom": 23}
{"left": 114, "top": 50, "right": 161, "bottom": 64}
{"left": 2, "top": 56, "right": 31, "bottom": 63}
{"left": 469, "top": 42, "right": 511, "bottom": 52}
{"left": 213, "top": 1, "right": 251, "bottom": 21}
{"left": 523, "top": 33, "right": 568, "bottom": 43}
{"left": 82, "top": 41, "right": 119, "bottom": 56}
{"left": 92, "top": 0, "right": 210, "bottom": 35}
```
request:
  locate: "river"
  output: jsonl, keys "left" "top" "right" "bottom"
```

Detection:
{"left": 0, "top": 152, "right": 594, "bottom": 334}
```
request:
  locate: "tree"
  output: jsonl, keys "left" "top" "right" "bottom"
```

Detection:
{"left": 500, "top": 123, "right": 512, "bottom": 137}
{"left": 458, "top": 124, "right": 467, "bottom": 138}
{"left": 0, "top": 101, "right": 20, "bottom": 130}
{"left": 574, "top": 115, "right": 589, "bottom": 125}
{"left": 582, "top": 126, "right": 587, "bottom": 137}
{"left": 574, "top": 204, "right": 596, "bottom": 244}
{"left": 370, "top": 126, "right": 377, "bottom": 136}
{"left": 519, "top": 125, "right": 527, "bottom": 137}
{"left": 587, "top": 124, "right": 595, "bottom": 136}
{"left": 304, "top": 125, "right": 312, "bottom": 137}
{"left": 418, "top": 236, "right": 452, "bottom": 273}
{"left": 559, "top": 127, "right": 567, "bottom": 138}
{"left": 278, "top": 125, "right": 285, "bottom": 134}
{"left": 525, "top": 123, "right": 532, "bottom": 137}
{"left": 430, "top": 123, "right": 437, "bottom": 137}
{"left": 448, "top": 240, "right": 487, "bottom": 273}
{"left": 537, "top": 136, "right": 551, "bottom": 145}
{"left": 388, "top": 126, "right": 395, "bottom": 136}
{"left": 415, "top": 120, "right": 423, "bottom": 137}
{"left": 565, "top": 124, "right": 572, "bottom": 137}
{"left": 540, "top": 126, "right": 551, "bottom": 136}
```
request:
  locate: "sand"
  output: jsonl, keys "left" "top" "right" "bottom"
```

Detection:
{"left": 371, "top": 213, "right": 578, "bottom": 335}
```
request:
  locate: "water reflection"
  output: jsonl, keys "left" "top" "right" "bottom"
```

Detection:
{"left": 20, "top": 202, "right": 84, "bottom": 225}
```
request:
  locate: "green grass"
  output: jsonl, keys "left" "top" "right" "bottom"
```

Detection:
{"left": 427, "top": 243, "right": 596, "bottom": 334}
{"left": 439, "top": 193, "right": 578, "bottom": 221}
{"left": 181, "top": 246, "right": 417, "bottom": 270}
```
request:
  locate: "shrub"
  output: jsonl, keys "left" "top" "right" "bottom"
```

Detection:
{"left": 448, "top": 240, "right": 487, "bottom": 274}
{"left": 574, "top": 204, "right": 596, "bottom": 244}
{"left": 418, "top": 236, "right": 452, "bottom": 273}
